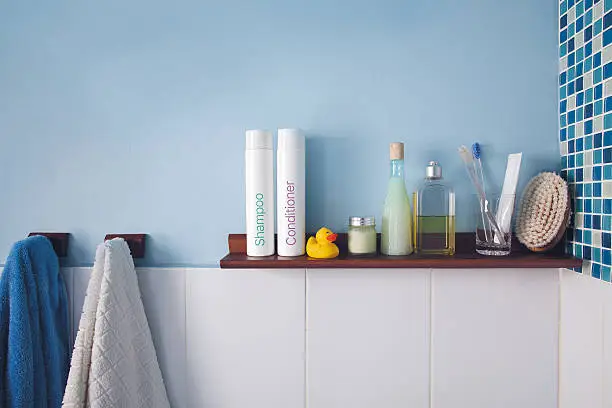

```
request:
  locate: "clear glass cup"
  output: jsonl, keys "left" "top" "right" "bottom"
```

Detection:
{"left": 474, "top": 194, "right": 516, "bottom": 256}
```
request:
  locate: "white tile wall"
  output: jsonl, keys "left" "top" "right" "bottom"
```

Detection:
{"left": 185, "top": 268, "right": 306, "bottom": 408}
{"left": 431, "top": 268, "right": 559, "bottom": 408}
{"left": 306, "top": 269, "right": 430, "bottom": 408}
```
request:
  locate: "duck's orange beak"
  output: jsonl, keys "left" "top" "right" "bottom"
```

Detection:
{"left": 326, "top": 233, "right": 338, "bottom": 242}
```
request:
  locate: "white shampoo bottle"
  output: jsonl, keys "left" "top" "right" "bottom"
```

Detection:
{"left": 245, "top": 130, "right": 274, "bottom": 256}
{"left": 277, "top": 128, "right": 305, "bottom": 256}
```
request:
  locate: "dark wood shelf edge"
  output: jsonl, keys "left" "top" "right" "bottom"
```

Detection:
{"left": 221, "top": 233, "right": 582, "bottom": 269}
{"left": 220, "top": 253, "right": 582, "bottom": 269}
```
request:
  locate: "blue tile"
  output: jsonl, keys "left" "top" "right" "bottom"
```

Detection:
{"left": 587, "top": 0, "right": 594, "bottom": 9}
{"left": 605, "top": 28, "right": 612, "bottom": 46}
{"left": 604, "top": 249, "right": 611, "bottom": 264}
{"left": 577, "top": 62, "right": 584, "bottom": 76}
{"left": 578, "top": 168, "right": 585, "bottom": 181}
{"left": 561, "top": 29, "right": 568, "bottom": 44}
{"left": 577, "top": 47, "right": 585, "bottom": 63}
{"left": 606, "top": 165, "right": 612, "bottom": 179}
{"left": 606, "top": 97, "right": 612, "bottom": 112}
{"left": 586, "top": 41, "right": 593, "bottom": 57}
{"left": 602, "top": 266, "right": 611, "bottom": 282}
{"left": 607, "top": 0, "right": 612, "bottom": 11}
{"left": 587, "top": 87, "right": 594, "bottom": 102}
{"left": 597, "top": 18, "right": 604, "bottom": 36}
{"left": 596, "top": 132, "right": 603, "bottom": 148}
{"left": 578, "top": 1, "right": 585, "bottom": 16}
{"left": 577, "top": 137, "right": 585, "bottom": 151}
{"left": 561, "top": 42, "right": 568, "bottom": 58}
{"left": 595, "top": 183, "right": 603, "bottom": 197}
{"left": 586, "top": 104, "right": 594, "bottom": 118}
{"left": 569, "top": 52, "right": 576, "bottom": 68}
{"left": 595, "top": 199, "right": 603, "bottom": 212}
{"left": 586, "top": 214, "right": 593, "bottom": 227}
{"left": 595, "top": 148, "right": 603, "bottom": 163}
{"left": 606, "top": 113, "right": 612, "bottom": 129}
{"left": 586, "top": 182, "right": 593, "bottom": 197}
{"left": 587, "top": 134, "right": 594, "bottom": 148}
{"left": 578, "top": 91, "right": 585, "bottom": 105}
{"left": 570, "top": 154, "right": 576, "bottom": 167}
{"left": 561, "top": 14, "right": 568, "bottom": 29}
{"left": 578, "top": 152, "right": 584, "bottom": 167}
{"left": 601, "top": 232, "right": 612, "bottom": 248}
{"left": 569, "top": 80, "right": 576, "bottom": 95}
{"left": 593, "top": 263, "right": 602, "bottom": 278}
{"left": 605, "top": 148, "right": 612, "bottom": 162}
{"left": 577, "top": 107, "right": 584, "bottom": 120}
{"left": 569, "top": 38, "right": 575, "bottom": 53}
{"left": 578, "top": 16, "right": 585, "bottom": 33}
{"left": 561, "top": 99, "right": 568, "bottom": 113}
{"left": 597, "top": 84, "right": 604, "bottom": 99}
{"left": 605, "top": 215, "right": 612, "bottom": 229}
{"left": 587, "top": 8, "right": 594, "bottom": 24}
{"left": 577, "top": 243, "right": 584, "bottom": 258}
{"left": 571, "top": 0, "right": 576, "bottom": 8}
{"left": 562, "top": 128, "right": 568, "bottom": 142}
{"left": 562, "top": 155, "right": 569, "bottom": 168}
{"left": 585, "top": 246, "right": 593, "bottom": 260}
{"left": 562, "top": 0, "right": 568, "bottom": 14}
{"left": 569, "top": 110, "right": 576, "bottom": 124}
{"left": 561, "top": 72, "right": 568, "bottom": 86}
{"left": 577, "top": 199, "right": 585, "bottom": 212}
{"left": 570, "top": 125, "right": 576, "bottom": 139}
{"left": 586, "top": 198, "right": 593, "bottom": 212}
{"left": 604, "top": 198, "right": 612, "bottom": 213}
{"left": 569, "top": 22, "right": 576, "bottom": 38}
{"left": 596, "top": 100, "right": 604, "bottom": 115}
{"left": 594, "top": 247, "right": 602, "bottom": 263}
{"left": 570, "top": 139, "right": 576, "bottom": 153}
{"left": 561, "top": 85, "right": 568, "bottom": 98}
{"left": 595, "top": 51, "right": 602, "bottom": 68}
{"left": 569, "top": 66, "right": 576, "bottom": 81}
{"left": 604, "top": 62, "right": 612, "bottom": 79}
{"left": 586, "top": 25, "right": 593, "bottom": 41}
{"left": 586, "top": 56, "right": 593, "bottom": 71}
{"left": 561, "top": 114, "right": 568, "bottom": 127}
{"left": 595, "top": 165, "right": 603, "bottom": 180}
{"left": 606, "top": 11, "right": 612, "bottom": 29}
{"left": 606, "top": 131, "right": 612, "bottom": 145}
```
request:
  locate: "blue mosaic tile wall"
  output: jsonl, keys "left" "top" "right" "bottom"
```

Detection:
{"left": 561, "top": 0, "right": 612, "bottom": 279}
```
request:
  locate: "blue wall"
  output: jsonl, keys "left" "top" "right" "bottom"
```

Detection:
{"left": 0, "top": 0, "right": 559, "bottom": 266}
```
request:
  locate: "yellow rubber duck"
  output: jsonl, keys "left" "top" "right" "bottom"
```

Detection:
{"left": 306, "top": 227, "right": 339, "bottom": 259}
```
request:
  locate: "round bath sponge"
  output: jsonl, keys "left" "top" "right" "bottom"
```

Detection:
{"left": 516, "top": 172, "right": 570, "bottom": 252}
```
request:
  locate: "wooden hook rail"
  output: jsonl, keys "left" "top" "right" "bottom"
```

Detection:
{"left": 104, "top": 234, "right": 146, "bottom": 258}
{"left": 28, "top": 232, "right": 69, "bottom": 258}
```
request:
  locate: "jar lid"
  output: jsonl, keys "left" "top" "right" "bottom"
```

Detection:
{"left": 349, "top": 216, "right": 376, "bottom": 226}
{"left": 426, "top": 161, "right": 442, "bottom": 179}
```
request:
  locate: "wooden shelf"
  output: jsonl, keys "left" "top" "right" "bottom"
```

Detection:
{"left": 220, "top": 233, "right": 582, "bottom": 269}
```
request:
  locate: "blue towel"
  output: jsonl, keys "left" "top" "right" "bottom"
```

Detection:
{"left": 0, "top": 236, "right": 69, "bottom": 408}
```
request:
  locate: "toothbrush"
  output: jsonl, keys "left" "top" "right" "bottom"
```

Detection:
{"left": 472, "top": 143, "right": 490, "bottom": 241}
{"left": 458, "top": 146, "right": 506, "bottom": 245}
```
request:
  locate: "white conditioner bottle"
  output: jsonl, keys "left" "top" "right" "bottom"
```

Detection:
{"left": 245, "top": 129, "right": 274, "bottom": 256}
{"left": 277, "top": 128, "right": 305, "bottom": 256}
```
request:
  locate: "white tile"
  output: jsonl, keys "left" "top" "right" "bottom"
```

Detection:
{"left": 604, "top": 46, "right": 612, "bottom": 67}
{"left": 596, "top": 116, "right": 604, "bottom": 132}
{"left": 138, "top": 268, "right": 187, "bottom": 408}
{"left": 586, "top": 150, "right": 594, "bottom": 166}
{"left": 585, "top": 70, "right": 594, "bottom": 89}
{"left": 569, "top": 94, "right": 576, "bottom": 110}
{"left": 586, "top": 165, "right": 594, "bottom": 181}
{"left": 595, "top": 1, "right": 604, "bottom": 20}
{"left": 561, "top": 56, "right": 569, "bottom": 71}
{"left": 569, "top": 6, "right": 576, "bottom": 24}
{"left": 72, "top": 267, "right": 92, "bottom": 342}
{"left": 186, "top": 268, "right": 305, "bottom": 408}
{"left": 604, "top": 79, "right": 612, "bottom": 96}
{"left": 577, "top": 121, "right": 585, "bottom": 137}
{"left": 582, "top": 260, "right": 593, "bottom": 276}
{"left": 432, "top": 269, "right": 559, "bottom": 408}
{"left": 576, "top": 212, "right": 585, "bottom": 228}
{"left": 593, "top": 230, "right": 602, "bottom": 247}
{"left": 604, "top": 181, "right": 612, "bottom": 197}
{"left": 307, "top": 269, "right": 430, "bottom": 408}
{"left": 576, "top": 32, "right": 584, "bottom": 49}
{"left": 559, "top": 269, "right": 605, "bottom": 408}
{"left": 594, "top": 34, "right": 603, "bottom": 53}
{"left": 561, "top": 141, "right": 569, "bottom": 155}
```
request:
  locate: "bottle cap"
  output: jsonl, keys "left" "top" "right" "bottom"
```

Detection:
{"left": 426, "top": 161, "right": 442, "bottom": 179}
{"left": 245, "top": 130, "right": 273, "bottom": 150}
{"left": 390, "top": 142, "right": 404, "bottom": 160}
{"left": 349, "top": 216, "right": 376, "bottom": 227}
{"left": 278, "top": 129, "right": 305, "bottom": 150}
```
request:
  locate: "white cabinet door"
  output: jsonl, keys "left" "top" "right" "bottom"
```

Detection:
{"left": 186, "top": 268, "right": 306, "bottom": 408}
{"left": 431, "top": 268, "right": 559, "bottom": 408}
{"left": 306, "top": 269, "right": 430, "bottom": 408}
{"left": 560, "top": 268, "right": 605, "bottom": 408}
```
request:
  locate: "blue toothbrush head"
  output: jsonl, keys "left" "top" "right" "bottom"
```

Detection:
{"left": 472, "top": 142, "right": 481, "bottom": 159}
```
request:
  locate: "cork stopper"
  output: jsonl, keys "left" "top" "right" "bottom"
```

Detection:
{"left": 389, "top": 142, "right": 404, "bottom": 160}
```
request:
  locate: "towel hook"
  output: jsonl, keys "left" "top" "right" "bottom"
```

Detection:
{"left": 104, "top": 234, "right": 146, "bottom": 258}
{"left": 28, "top": 233, "right": 69, "bottom": 258}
